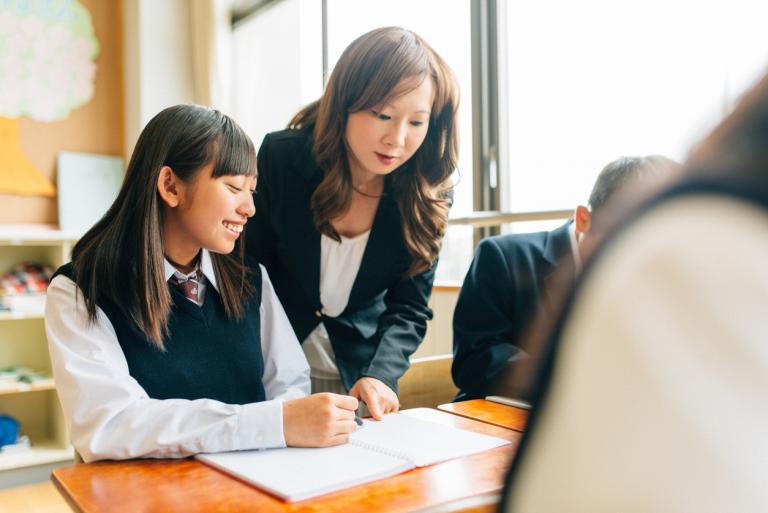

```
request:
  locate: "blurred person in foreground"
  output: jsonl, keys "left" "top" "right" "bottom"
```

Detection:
{"left": 500, "top": 72, "right": 768, "bottom": 512}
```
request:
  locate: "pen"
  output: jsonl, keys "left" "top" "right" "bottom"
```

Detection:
{"left": 354, "top": 415, "right": 364, "bottom": 427}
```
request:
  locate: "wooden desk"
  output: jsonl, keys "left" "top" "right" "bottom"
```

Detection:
{"left": 52, "top": 408, "right": 520, "bottom": 513}
{"left": 438, "top": 400, "right": 529, "bottom": 432}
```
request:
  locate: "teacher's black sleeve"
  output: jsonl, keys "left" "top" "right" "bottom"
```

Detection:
{"left": 361, "top": 262, "right": 436, "bottom": 394}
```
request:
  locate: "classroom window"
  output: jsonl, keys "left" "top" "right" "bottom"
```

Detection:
{"left": 230, "top": 0, "right": 768, "bottom": 283}
{"left": 232, "top": 0, "right": 474, "bottom": 282}
{"left": 499, "top": 0, "right": 768, "bottom": 215}
{"left": 326, "top": 0, "right": 474, "bottom": 282}
{"left": 231, "top": 0, "right": 323, "bottom": 150}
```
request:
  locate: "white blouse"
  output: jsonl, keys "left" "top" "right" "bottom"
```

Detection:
{"left": 302, "top": 230, "right": 371, "bottom": 379}
{"left": 45, "top": 250, "right": 310, "bottom": 462}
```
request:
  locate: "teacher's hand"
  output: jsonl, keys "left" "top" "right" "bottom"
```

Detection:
{"left": 349, "top": 377, "right": 399, "bottom": 420}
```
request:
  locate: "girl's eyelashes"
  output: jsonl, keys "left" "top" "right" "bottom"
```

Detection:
{"left": 227, "top": 181, "right": 256, "bottom": 194}
{"left": 225, "top": 174, "right": 255, "bottom": 191}
{"left": 410, "top": 120, "right": 425, "bottom": 127}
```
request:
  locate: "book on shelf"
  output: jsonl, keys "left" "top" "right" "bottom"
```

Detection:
{"left": 0, "top": 435, "right": 31, "bottom": 454}
{"left": 197, "top": 412, "right": 509, "bottom": 502}
{"left": 0, "top": 293, "right": 46, "bottom": 316}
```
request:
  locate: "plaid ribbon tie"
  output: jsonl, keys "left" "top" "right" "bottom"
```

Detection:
{"left": 169, "top": 269, "right": 205, "bottom": 304}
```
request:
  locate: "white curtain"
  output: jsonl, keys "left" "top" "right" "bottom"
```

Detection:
{"left": 190, "top": 0, "right": 233, "bottom": 113}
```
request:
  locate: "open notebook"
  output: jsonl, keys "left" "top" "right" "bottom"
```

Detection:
{"left": 196, "top": 413, "right": 510, "bottom": 502}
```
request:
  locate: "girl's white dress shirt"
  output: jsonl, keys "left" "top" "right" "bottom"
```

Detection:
{"left": 45, "top": 250, "right": 310, "bottom": 462}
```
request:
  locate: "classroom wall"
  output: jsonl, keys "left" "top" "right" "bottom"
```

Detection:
{"left": 0, "top": 0, "right": 125, "bottom": 226}
{"left": 122, "top": 0, "right": 195, "bottom": 160}
{"left": 414, "top": 286, "right": 459, "bottom": 359}
{"left": 0, "top": 0, "right": 462, "bottom": 357}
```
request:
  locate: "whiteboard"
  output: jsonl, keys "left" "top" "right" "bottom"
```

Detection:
{"left": 56, "top": 152, "right": 124, "bottom": 235}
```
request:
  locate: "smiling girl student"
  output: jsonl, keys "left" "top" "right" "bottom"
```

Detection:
{"left": 246, "top": 27, "right": 459, "bottom": 418}
{"left": 45, "top": 105, "right": 358, "bottom": 462}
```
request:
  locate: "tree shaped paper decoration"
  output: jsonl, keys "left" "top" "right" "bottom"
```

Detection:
{"left": 0, "top": 0, "right": 100, "bottom": 197}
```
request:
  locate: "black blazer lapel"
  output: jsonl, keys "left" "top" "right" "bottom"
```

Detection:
{"left": 288, "top": 144, "right": 323, "bottom": 306}
{"left": 294, "top": 226, "right": 321, "bottom": 305}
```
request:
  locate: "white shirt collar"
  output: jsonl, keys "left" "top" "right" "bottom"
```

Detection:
{"left": 568, "top": 221, "right": 583, "bottom": 275}
{"left": 163, "top": 249, "right": 219, "bottom": 292}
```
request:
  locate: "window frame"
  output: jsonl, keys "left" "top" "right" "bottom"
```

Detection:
{"left": 230, "top": 0, "right": 564, "bottom": 239}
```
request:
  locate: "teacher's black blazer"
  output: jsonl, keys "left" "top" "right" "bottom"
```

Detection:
{"left": 245, "top": 128, "right": 435, "bottom": 393}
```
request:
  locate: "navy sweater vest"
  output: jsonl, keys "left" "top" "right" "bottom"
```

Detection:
{"left": 53, "top": 263, "right": 266, "bottom": 404}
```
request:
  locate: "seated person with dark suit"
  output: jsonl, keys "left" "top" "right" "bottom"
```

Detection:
{"left": 451, "top": 155, "right": 677, "bottom": 401}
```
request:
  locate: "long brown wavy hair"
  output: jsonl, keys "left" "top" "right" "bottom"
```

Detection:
{"left": 289, "top": 26, "right": 459, "bottom": 276}
{"left": 70, "top": 105, "right": 257, "bottom": 349}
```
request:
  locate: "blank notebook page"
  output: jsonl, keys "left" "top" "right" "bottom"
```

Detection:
{"left": 351, "top": 413, "right": 509, "bottom": 466}
{"left": 198, "top": 443, "right": 411, "bottom": 501}
{"left": 196, "top": 413, "right": 510, "bottom": 501}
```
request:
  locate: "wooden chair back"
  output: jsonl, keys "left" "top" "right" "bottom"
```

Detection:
{"left": 398, "top": 354, "right": 458, "bottom": 409}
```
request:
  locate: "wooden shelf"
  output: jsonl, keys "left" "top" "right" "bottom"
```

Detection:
{"left": 0, "top": 442, "right": 73, "bottom": 471}
{"left": 0, "top": 379, "right": 56, "bottom": 396}
{"left": 0, "top": 231, "right": 74, "bottom": 479}
{"left": 0, "top": 225, "right": 80, "bottom": 245}
{"left": 0, "top": 311, "right": 45, "bottom": 321}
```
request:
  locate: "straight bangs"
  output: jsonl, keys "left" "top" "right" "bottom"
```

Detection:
{"left": 210, "top": 117, "right": 257, "bottom": 179}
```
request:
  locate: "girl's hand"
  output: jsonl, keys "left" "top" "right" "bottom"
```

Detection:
{"left": 348, "top": 377, "right": 399, "bottom": 420}
{"left": 282, "top": 393, "right": 358, "bottom": 447}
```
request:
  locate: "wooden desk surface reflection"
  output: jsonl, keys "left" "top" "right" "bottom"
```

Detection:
{"left": 438, "top": 400, "right": 529, "bottom": 432}
{"left": 52, "top": 408, "right": 520, "bottom": 513}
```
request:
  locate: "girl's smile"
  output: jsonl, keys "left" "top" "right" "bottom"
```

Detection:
{"left": 161, "top": 163, "right": 255, "bottom": 267}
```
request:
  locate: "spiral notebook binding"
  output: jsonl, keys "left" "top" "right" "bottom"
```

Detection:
{"left": 349, "top": 439, "right": 415, "bottom": 465}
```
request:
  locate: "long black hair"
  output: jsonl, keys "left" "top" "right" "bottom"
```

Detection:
{"left": 70, "top": 104, "right": 257, "bottom": 349}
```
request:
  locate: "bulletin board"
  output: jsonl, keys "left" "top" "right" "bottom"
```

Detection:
{"left": 0, "top": 0, "right": 124, "bottom": 225}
